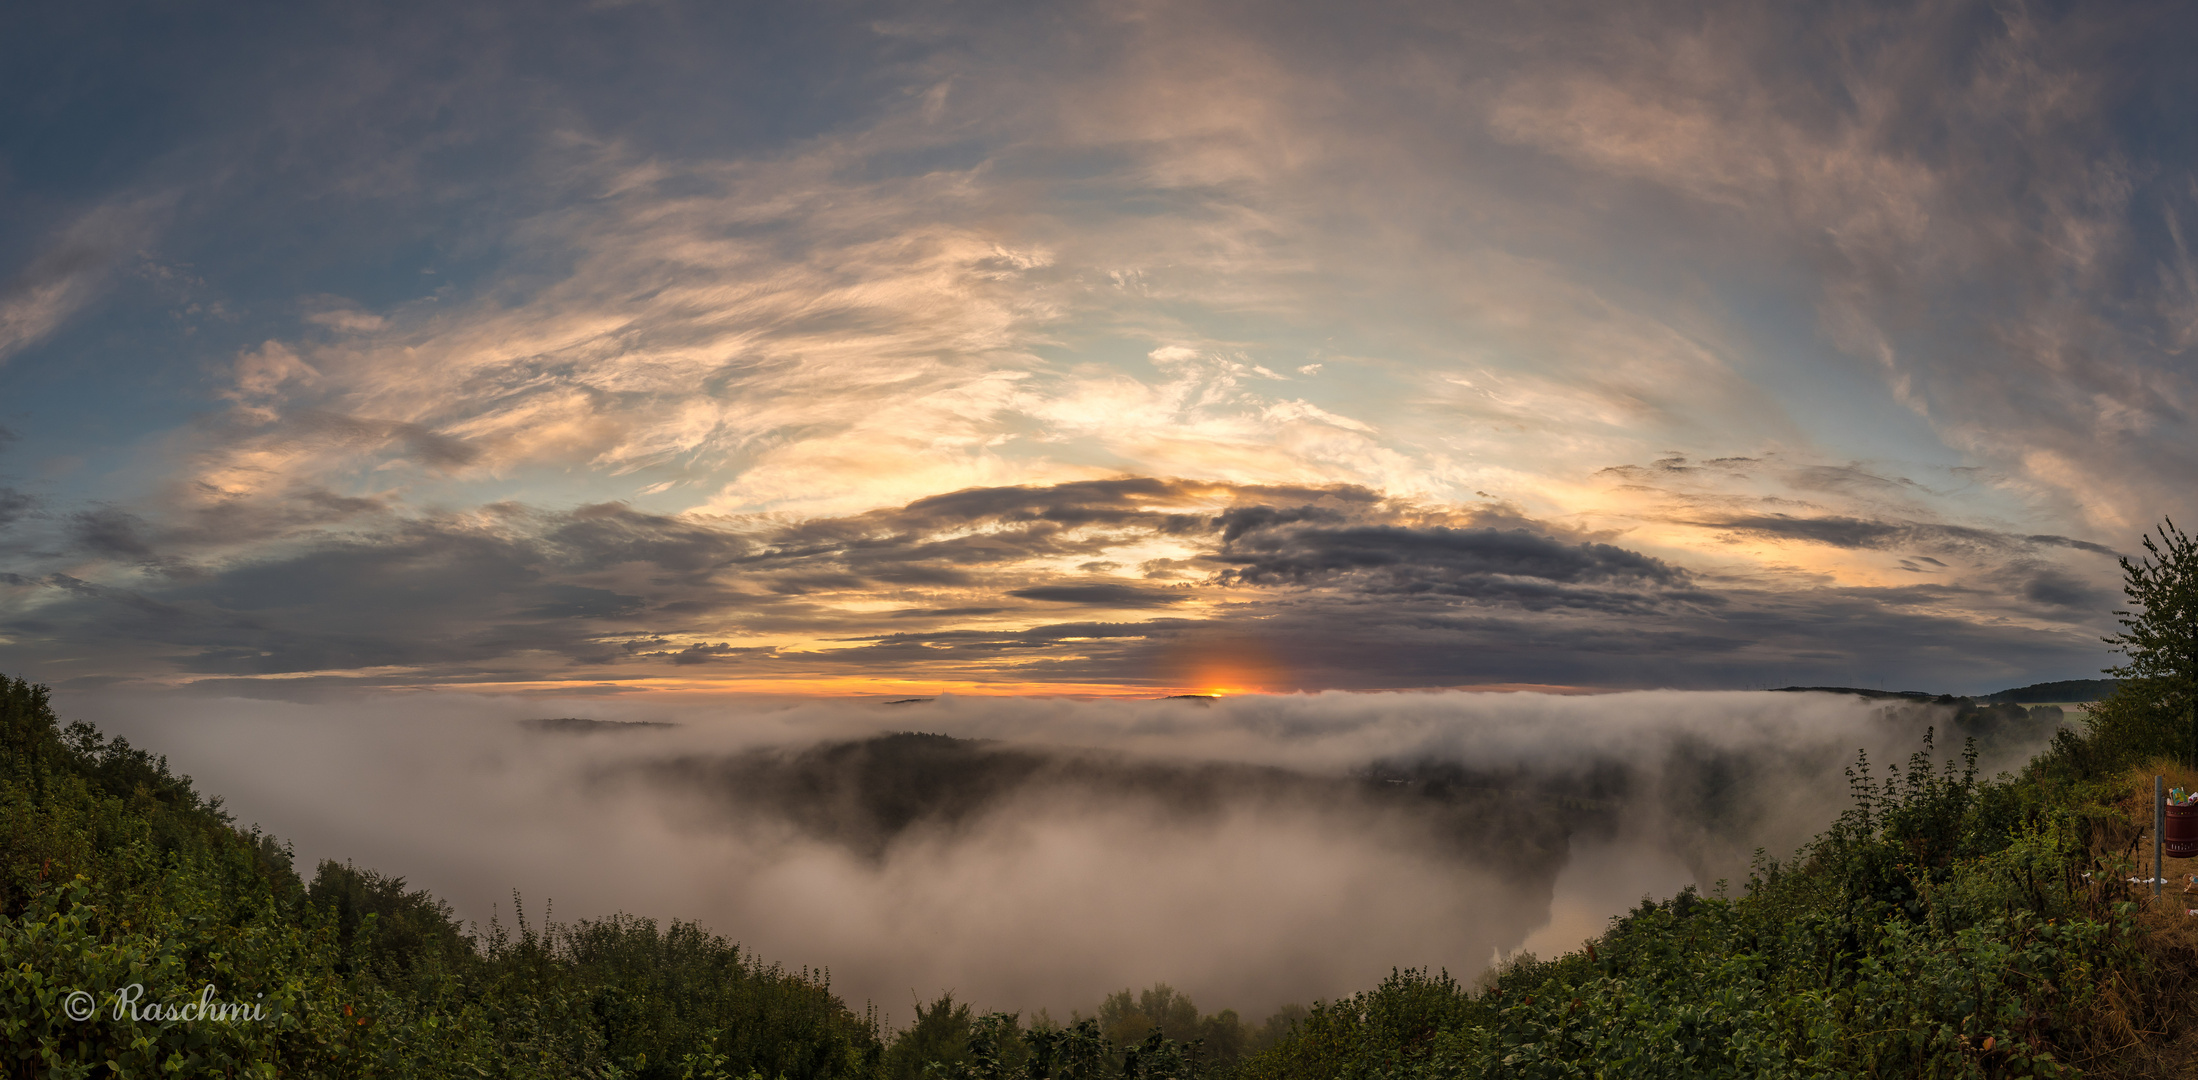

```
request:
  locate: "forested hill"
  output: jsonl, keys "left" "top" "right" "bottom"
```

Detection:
{"left": 10, "top": 665, "right": 2198, "bottom": 1076}
{"left": 1774, "top": 679, "right": 2118, "bottom": 703}
{"left": 1983, "top": 679, "right": 2121, "bottom": 704}
{"left": 0, "top": 674, "right": 882, "bottom": 1078}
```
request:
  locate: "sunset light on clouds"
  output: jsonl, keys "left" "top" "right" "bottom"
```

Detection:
{"left": 3, "top": 0, "right": 2191, "bottom": 698}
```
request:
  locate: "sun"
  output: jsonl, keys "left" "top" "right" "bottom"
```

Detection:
{"left": 1177, "top": 650, "right": 1277, "bottom": 697}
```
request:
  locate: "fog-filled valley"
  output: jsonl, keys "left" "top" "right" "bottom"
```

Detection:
{"left": 67, "top": 687, "right": 2064, "bottom": 1025}
{"left": 20, "top": 0, "right": 2198, "bottom": 1071}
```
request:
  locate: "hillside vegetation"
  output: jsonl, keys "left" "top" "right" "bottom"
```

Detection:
{"left": 9, "top": 524, "right": 2198, "bottom": 1076}
{"left": 5, "top": 680, "right": 2197, "bottom": 1078}
{"left": 0, "top": 674, "right": 880, "bottom": 1079}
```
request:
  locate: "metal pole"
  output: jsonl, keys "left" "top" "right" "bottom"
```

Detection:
{"left": 2157, "top": 774, "right": 2165, "bottom": 899}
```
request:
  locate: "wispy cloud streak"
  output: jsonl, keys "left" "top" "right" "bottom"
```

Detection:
{"left": 2, "top": 0, "right": 2190, "bottom": 692}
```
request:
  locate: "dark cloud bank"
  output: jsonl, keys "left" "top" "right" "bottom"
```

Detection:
{"left": 70, "top": 686, "right": 2062, "bottom": 1022}
{"left": 0, "top": 478, "right": 2120, "bottom": 694}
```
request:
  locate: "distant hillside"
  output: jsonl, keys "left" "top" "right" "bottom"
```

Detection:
{"left": 1981, "top": 679, "right": 2118, "bottom": 704}
{"left": 1773, "top": 680, "right": 2118, "bottom": 705}
{"left": 522, "top": 716, "right": 677, "bottom": 732}
{"left": 1769, "top": 686, "right": 1942, "bottom": 701}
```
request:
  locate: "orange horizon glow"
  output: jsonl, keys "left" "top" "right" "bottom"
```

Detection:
{"left": 154, "top": 674, "right": 1612, "bottom": 699}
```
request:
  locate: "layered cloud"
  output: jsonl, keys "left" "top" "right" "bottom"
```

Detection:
{"left": 3, "top": 0, "right": 2189, "bottom": 693}
{"left": 0, "top": 476, "right": 2116, "bottom": 694}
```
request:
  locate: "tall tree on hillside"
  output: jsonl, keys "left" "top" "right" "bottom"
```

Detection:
{"left": 2102, "top": 518, "right": 2198, "bottom": 766}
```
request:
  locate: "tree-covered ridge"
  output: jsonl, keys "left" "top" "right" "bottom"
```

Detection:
{"left": 11, "top": 508, "right": 2198, "bottom": 1076}
{"left": 1199, "top": 520, "right": 2198, "bottom": 1079}
{"left": 10, "top": 669, "right": 2198, "bottom": 1079}
{"left": 1984, "top": 681, "right": 2120, "bottom": 705}
{"left": 1236, "top": 741, "right": 2154, "bottom": 1078}
{"left": 0, "top": 674, "right": 883, "bottom": 1079}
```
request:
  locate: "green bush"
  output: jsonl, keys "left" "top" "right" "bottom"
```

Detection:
{"left": 10, "top": 655, "right": 2198, "bottom": 1078}
{"left": 0, "top": 675, "right": 879, "bottom": 1079}
{"left": 1233, "top": 729, "right": 2150, "bottom": 1079}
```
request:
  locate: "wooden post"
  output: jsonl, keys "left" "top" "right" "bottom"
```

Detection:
{"left": 2157, "top": 774, "right": 2166, "bottom": 898}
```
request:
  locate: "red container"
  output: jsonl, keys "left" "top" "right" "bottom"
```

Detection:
{"left": 2168, "top": 803, "right": 2198, "bottom": 859}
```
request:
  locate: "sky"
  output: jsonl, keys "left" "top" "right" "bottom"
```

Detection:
{"left": 5, "top": 0, "right": 2196, "bottom": 698}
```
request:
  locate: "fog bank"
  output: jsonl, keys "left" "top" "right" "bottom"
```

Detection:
{"left": 68, "top": 689, "right": 2052, "bottom": 1022}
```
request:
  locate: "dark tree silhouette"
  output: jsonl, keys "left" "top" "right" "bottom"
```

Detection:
{"left": 2105, "top": 519, "right": 2198, "bottom": 765}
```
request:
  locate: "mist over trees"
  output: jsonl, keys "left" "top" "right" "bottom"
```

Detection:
{"left": 10, "top": 518, "right": 2198, "bottom": 1073}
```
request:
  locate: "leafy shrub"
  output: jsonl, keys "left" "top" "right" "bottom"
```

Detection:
{"left": 0, "top": 675, "right": 878, "bottom": 1078}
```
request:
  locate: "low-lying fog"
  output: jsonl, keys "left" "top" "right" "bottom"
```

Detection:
{"left": 67, "top": 689, "right": 2060, "bottom": 1025}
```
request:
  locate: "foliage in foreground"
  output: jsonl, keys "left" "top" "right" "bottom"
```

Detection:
{"left": 1237, "top": 736, "right": 2150, "bottom": 1079}
{"left": 14, "top": 628, "right": 2198, "bottom": 1077}
{"left": 1219, "top": 516, "right": 2198, "bottom": 1080}
{"left": 0, "top": 675, "right": 879, "bottom": 1079}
